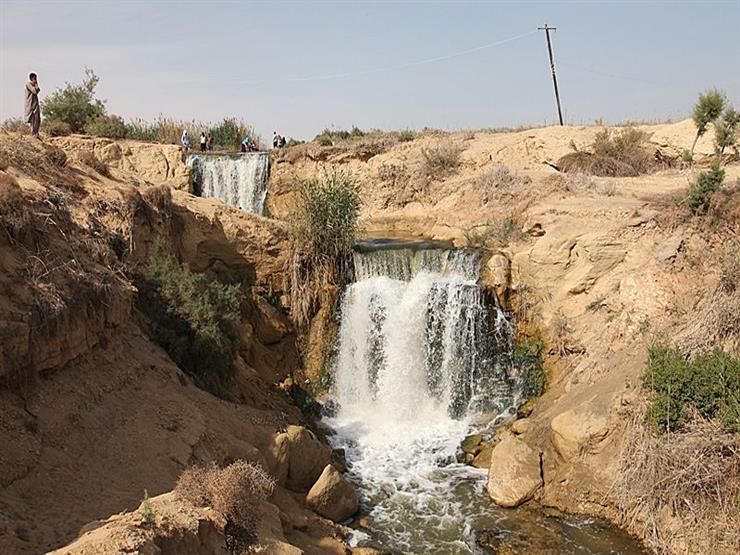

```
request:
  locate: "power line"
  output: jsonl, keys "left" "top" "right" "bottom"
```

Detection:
{"left": 190, "top": 29, "right": 538, "bottom": 85}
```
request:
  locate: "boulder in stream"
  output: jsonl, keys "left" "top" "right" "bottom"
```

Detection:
{"left": 487, "top": 433, "right": 543, "bottom": 507}
{"left": 306, "top": 464, "right": 359, "bottom": 522}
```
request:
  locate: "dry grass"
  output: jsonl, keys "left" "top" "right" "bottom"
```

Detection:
{"left": 557, "top": 128, "right": 656, "bottom": 177}
{"left": 464, "top": 213, "right": 527, "bottom": 248}
{"left": 421, "top": 140, "right": 463, "bottom": 180}
{"left": 474, "top": 165, "right": 532, "bottom": 198}
{"left": 677, "top": 239, "right": 740, "bottom": 355}
{"left": 142, "top": 184, "right": 173, "bottom": 213}
{"left": 176, "top": 461, "right": 275, "bottom": 552}
{"left": 613, "top": 407, "right": 740, "bottom": 554}
{"left": 0, "top": 175, "right": 33, "bottom": 243}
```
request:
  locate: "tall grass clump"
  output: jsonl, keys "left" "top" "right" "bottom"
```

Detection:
{"left": 557, "top": 127, "right": 655, "bottom": 177}
{"left": 289, "top": 170, "right": 361, "bottom": 327}
{"left": 135, "top": 240, "right": 242, "bottom": 397}
{"left": 642, "top": 343, "right": 739, "bottom": 434}
{"left": 85, "top": 114, "right": 126, "bottom": 139}
{"left": 176, "top": 461, "right": 275, "bottom": 552}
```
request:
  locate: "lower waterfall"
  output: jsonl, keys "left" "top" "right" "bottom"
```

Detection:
{"left": 186, "top": 153, "right": 269, "bottom": 215}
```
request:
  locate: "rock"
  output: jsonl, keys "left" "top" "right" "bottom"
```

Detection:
{"left": 487, "top": 434, "right": 542, "bottom": 507}
{"left": 526, "top": 223, "right": 546, "bottom": 237}
{"left": 271, "top": 426, "right": 332, "bottom": 491}
{"left": 461, "top": 433, "right": 483, "bottom": 454}
{"left": 511, "top": 418, "right": 531, "bottom": 435}
{"left": 331, "top": 448, "right": 348, "bottom": 473}
{"left": 306, "top": 465, "right": 359, "bottom": 523}
{"left": 625, "top": 209, "right": 659, "bottom": 227}
{"left": 654, "top": 231, "right": 683, "bottom": 264}
{"left": 550, "top": 409, "right": 609, "bottom": 459}
{"left": 472, "top": 442, "right": 494, "bottom": 468}
{"left": 483, "top": 254, "right": 511, "bottom": 299}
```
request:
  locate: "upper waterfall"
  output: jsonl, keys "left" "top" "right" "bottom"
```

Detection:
{"left": 186, "top": 153, "right": 270, "bottom": 215}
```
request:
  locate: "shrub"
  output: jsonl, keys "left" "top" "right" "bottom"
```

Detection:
{"left": 43, "top": 120, "right": 72, "bottom": 137}
{"left": 715, "top": 107, "right": 739, "bottom": 158}
{"left": 691, "top": 89, "right": 726, "bottom": 156}
{"left": 289, "top": 171, "right": 361, "bottom": 326}
{"left": 643, "top": 343, "right": 739, "bottom": 434}
{"left": 316, "top": 134, "right": 333, "bottom": 146}
{"left": 85, "top": 114, "right": 126, "bottom": 139}
{"left": 474, "top": 165, "right": 531, "bottom": 193}
{"left": 142, "top": 185, "right": 173, "bottom": 213}
{"left": 140, "top": 490, "right": 156, "bottom": 528}
{"left": 210, "top": 117, "right": 259, "bottom": 150}
{"left": 686, "top": 161, "right": 725, "bottom": 213}
{"left": 136, "top": 240, "right": 242, "bottom": 396}
{"left": 421, "top": 140, "right": 462, "bottom": 179}
{"left": 176, "top": 462, "right": 275, "bottom": 551}
{"left": 557, "top": 128, "right": 655, "bottom": 177}
{"left": 42, "top": 67, "right": 105, "bottom": 133}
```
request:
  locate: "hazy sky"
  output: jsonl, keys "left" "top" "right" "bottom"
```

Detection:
{"left": 2, "top": 0, "right": 739, "bottom": 141}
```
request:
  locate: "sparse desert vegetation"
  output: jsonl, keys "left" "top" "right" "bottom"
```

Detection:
{"left": 557, "top": 127, "right": 656, "bottom": 176}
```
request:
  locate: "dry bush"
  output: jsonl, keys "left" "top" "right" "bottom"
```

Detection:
{"left": 550, "top": 310, "right": 583, "bottom": 356}
{"left": 614, "top": 407, "right": 740, "bottom": 554}
{"left": 475, "top": 165, "right": 531, "bottom": 192}
{"left": 176, "top": 461, "right": 275, "bottom": 552}
{"left": 376, "top": 162, "right": 409, "bottom": 187}
{"left": 44, "top": 120, "right": 72, "bottom": 137}
{"left": 77, "top": 150, "right": 110, "bottom": 177}
{"left": 421, "top": 140, "right": 463, "bottom": 180}
{"left": 557, "top": 128, "right": 655, "bottom": 177}
{"left": 677, "top": 239, "right": 740, "bottom": 355}
{"left": 0, "top": 175, "right": 33, "bottom": 242}
{"left": 464, "top": 214, "right": 527, "bottom": 248}
{"left": 1, "top": 118, "right": 31, "bottom": 135}
{"left": 142, "top": 184, "right": 173, "bottom": 213}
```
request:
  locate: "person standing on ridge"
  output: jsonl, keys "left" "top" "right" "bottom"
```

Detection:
{"left": 24, "top": 73, "right": 41, "bottom": 138}
{"left": 207, "top": 133, "right": 214, "bottom": 151}
{"left": 272, "top": 131, "right": 279, "bottom": 149}
{"left": 181, "top": 129, "right": 191, "bottom": 153}
{"left": 200, "top": 131, "right": 207, "bottom": 152}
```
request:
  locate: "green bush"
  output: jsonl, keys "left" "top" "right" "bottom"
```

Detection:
{"left": 643, "top": 343, "right": 739, "bottom": 433}
{"left": 397, "top": 129, "right": 417, "bottom": 142}
{"left": 136, "top": 240, "right": 243, "bottom": 397}
{"left": 140, "top": 490, "right": 156, "bottom": 527}
{"left": 85, "top": 114, "right": 126, "bottom": 139}
{"left": 715, "top": 107, "right": 739, "bottom": 157}
{"left": 42, "top": 67, "right": 105, "bottom": 133}
{"left": 210, "top": 117, "right": 259, "bottom": 150}
{"left": 686, "top": 161, "right": 725, "bottom": 213}
{"left": 515, "top": 338, "right": 547, "bottom": 399}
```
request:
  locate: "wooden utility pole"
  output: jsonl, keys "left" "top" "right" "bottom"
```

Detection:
{"left": 538, "top": 24, "right": 564, "bottom": 126}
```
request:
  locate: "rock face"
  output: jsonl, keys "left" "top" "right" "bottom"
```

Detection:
{"left": 271, "top": 426, "right": 332, "bottom": 491}
{"left": 487, "top": 434, "right": 543, "bottom": 508}
{"left": 550, "top": 409, "right": 609, "bottom": 459}
{"left": 306, "top": 465, "right": 359, "bottom": 523}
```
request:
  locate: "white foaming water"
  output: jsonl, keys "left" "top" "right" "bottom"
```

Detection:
{"left": 327, "top": 246, "right": 519, "bottom": 553}
{"left": 186, "top": 153, "right": 269, "bottom": 214}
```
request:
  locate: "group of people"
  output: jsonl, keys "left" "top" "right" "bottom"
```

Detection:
{"left": 181, "top": 130, "right": 216, "bottom": 153}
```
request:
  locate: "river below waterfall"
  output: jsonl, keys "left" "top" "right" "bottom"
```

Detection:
{"left": 324, "top": 240, "right": 645, "bottom": 554}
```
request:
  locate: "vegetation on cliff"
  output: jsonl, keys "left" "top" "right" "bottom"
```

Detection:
{"left": 288, "top": 170, "right": 361, "bottom": 327}
{"left": 557, "top": 127, "right": 656, "bottom": 177}
{"left": 136, "top": 240, "right": 243, "bottom": 397}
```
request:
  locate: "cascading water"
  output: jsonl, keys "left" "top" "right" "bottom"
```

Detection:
{"left": 186, "top": 153, "right": 269, "bottom": 215}
{"left": 326, "top": 240, "right": 646, "bottom": 554}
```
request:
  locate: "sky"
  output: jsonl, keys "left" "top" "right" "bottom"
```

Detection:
{"left": 2, "top": 0, "right": 739, "bottom": 142}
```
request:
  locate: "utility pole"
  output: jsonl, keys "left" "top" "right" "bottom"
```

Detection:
{"left": 538, "top": 24, "right": 564, "bottom": 126}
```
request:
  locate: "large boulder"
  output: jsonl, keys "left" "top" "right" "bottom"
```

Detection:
{"left": 550, "top": 409, "right": 609, "bottom": 460}
{"left": 487, "top": 433, "right": 542, "bottom": 508}
{"left": 306, "top": 465, "right": 359, "bottom": 523}
{"left": 270, "top": 426, "right": 332, "bottom": 491}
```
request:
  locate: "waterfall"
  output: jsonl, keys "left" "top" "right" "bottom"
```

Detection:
{"left": 327, "top": 242, "right": 522, "bottom": 552}
{"left": 186, "top": 153, "right": 269, "bottom": 215}
{"left": 333, "top": 245, "right": 518, "bottom": 421}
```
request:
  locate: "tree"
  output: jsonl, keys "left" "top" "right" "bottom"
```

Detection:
{"left": 41, "top": 67, "right": 105, "bottom": 133}
{"left": 690, "top": 89, "right": 725, "bottom": 156}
